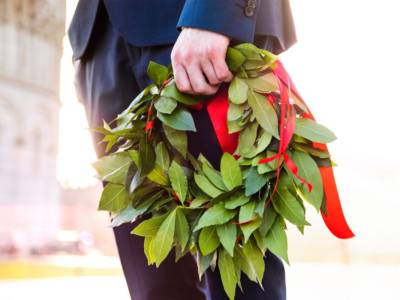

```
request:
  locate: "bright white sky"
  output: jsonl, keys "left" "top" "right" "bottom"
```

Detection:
{"left": 57, "top": 0, "right": 400, "bottom": 252}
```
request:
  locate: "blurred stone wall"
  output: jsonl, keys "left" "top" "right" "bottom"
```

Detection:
{"left": 0, "top": 0, "right": 65, "bottom": 254}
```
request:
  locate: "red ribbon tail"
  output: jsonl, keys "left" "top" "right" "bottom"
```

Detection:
{"left": 274, "top": 61, "right": 355, "bottom": 239}
{"left": 320, "top": 166, "right": 355, "bottom": 239}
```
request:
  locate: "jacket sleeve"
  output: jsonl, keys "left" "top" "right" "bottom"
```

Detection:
{"left": 177, "top": 0, "right": 297, "bottom": 53}
{"left": 177, "top": 0, "right": 259, "bottom": 44}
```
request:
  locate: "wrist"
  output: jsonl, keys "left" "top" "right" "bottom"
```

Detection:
{"left": 181, "top": 26, "right": 231, "bottom": 42}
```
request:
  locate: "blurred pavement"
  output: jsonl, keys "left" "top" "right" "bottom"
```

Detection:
{"left": 0, "top": 262, "right": 399, "bottom": 300}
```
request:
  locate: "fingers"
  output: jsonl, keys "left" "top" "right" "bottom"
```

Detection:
{"left": 173, "top": 63, "right": 192, "bottom": 93}
{"left": 186, "top": 63, "right": 219, "bottom": 95}
{"left": 201, "top": 59, "right": 219, "bottom": 86}
{"left": 171, "top": 28, "right": 233, "bottom": 95}
{"left": 172, "top": 49, "right": 219, "bottom": 95}
{"left": 173, "top": 54, "right": 217, "bottom": 95}
{"left": 210, "top": 51, "right": 233, "bottom": 83}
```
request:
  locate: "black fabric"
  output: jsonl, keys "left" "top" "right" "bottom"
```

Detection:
{"left": 73, "top": 7, "right": 286, "bottom": 300}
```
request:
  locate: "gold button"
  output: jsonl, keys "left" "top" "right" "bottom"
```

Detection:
{"left": 244, "top": 6, "right": 255, "bottom": 17}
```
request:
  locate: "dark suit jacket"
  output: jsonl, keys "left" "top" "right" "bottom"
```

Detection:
{"left": 68, "top": 0, "right": 297, "bottom": 60}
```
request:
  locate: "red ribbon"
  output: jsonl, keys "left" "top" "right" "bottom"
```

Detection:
{"left": 256, "top": 69, "right": 313, "bottom": 203}
{"left": 272, "top": 61, "right": 354, "bottom": 239}
{"left": 205, "top": 87, "right": 239, "bottom": 154}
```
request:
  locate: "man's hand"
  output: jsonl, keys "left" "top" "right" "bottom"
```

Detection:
{"left": 171, "top": 27, "right": 233, "bottom": 95}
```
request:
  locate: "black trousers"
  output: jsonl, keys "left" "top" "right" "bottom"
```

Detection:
{"left": 73, "top": 6, "right": 286, "bottom": 300}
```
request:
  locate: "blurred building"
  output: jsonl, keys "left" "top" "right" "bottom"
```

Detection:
{"left": 0, "top": 0, "right": 65, "bottom": 255}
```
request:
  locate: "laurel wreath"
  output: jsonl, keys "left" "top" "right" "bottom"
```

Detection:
{"left": 92, "top": 43, "right": 337, "bottom": 300}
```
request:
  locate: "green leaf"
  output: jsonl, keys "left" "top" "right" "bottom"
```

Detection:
{"left": 163, "top": 124, "right": 187, "bottom": 157}
{"left": 98, "top": 183, "right": 129, "bottom": 213}
{"left": 154, "top": 96, "right": 177, "bottom": 114}
{"left": 130, "top": 185, "right": 159, "bottom": 203}
{"left": 199, "top": 226, "right": 220, "bottom": 255}
{"left": 293, "top": 143, "right": 330, "bottom": 159}
{"left": 237, "top": 122, "right": 258, "bottom": 156}
{"left": 194, "top": 173, "right": 224, "bottom": 198}
{"left": 265, "top": 217, "right": 290, "bottom": 264}
{"left": 247, "top": 90, "right": 279, "bottom": 139}
{"left": 155, "top": 142, "right": 170, "bottom": 171}
{"left": 254, "top": 195, "right": 267, "bottom": 217}
{"left": 228, "top": 119, "right": 242, "bottom": 134}
{"left": 196, "top": 252, "right": 214, "bottom": 279}
{"left": 131, "top": 213, "right": 168, "bottom": 237}
{"left": 168, "top": 161, "right": 188, "bottom": 204}
{"left": 314, "top": 157, "right": 336, "bottom": 168}
{"left": 291, "top": 152, "right": 324, "bottom": 211}
{"left": 244, "top": 167, "right": 268, "bottom": 196}
{"left": 228, "top": 77, "right": 249, "bottom": 104}
{"left": 225, "top": 193, "right": 250, "bottom": 209}
{"left": 239, "top": 201, "right": 256, "bottom": 223}
{"left": 243, "top": 130, "right": 272, "bottom": 158}
{"left": 218, "top": 249, "right": 238, "bottom": 300}
{"left": 139, "top": 137, "right": 155, "bottom": 175}
{"left": 237, "top": 238, "right": 265, "bottom": 284}
{"left": 151, "top": 209, "right": 177, "bottom": 266}
{"left": 295, "top": 118, "right": 337, "bottom": 143}
{"left": 118, "top": 85, "right": 150, "bottom": 117}
{"left": 157, "top": 108, "right": 196, "bottom": 132}
{"left": 126, "top": 164, "right": 142, "bottom": 194}
{"left": 216, "top": 223, "right": 237, "bottom": 257}
{"left": 190, "top": 195, "right": 210, "bottom": 208}
{"left": 110, "top": 204, "right": 137, "bottom": 227}
{"left": 194, "top": 203, "right": 236, "bottom": 231}
{"left": 150, "top": 197, "right": 174, "bottom": 211}
{"left": 147, "top": 61, "right": 169, "bottom": 86}
{"left": 226, "top": 47, "right": 246, "bottom": 71}
{"left": 111, "top": 192, "right": 160, "bottom": 227}
{"left": 243, "top": 59, "right": 265, "bottom": 70}
{"left": 259, "top": 205, "right": 277, "bottom": 235}
{"left": 240, "top": 217, "right": 262, "bottom": 243}
{"left": 147, "top": 164, "right": 169, "bottom": 186}
{"left": 244, "top": 73, "right": 278, "bottom": 93}
{"left": 167, "top": 64, "right": 173, "bottom": 77}
{"left": 228, "top": 103, "right": 246, "bottom": 121}
{"left": 234, "top": 43, "right": 262, "bottom": 60}
{"left": 260, "top": 49, "right": 278, "bottom": 65}
{"left": 128, "top": 149, "right": 140, "bottom": 166}
{"left": 143, "top": 236, "right": 155, "bottom": 265}
{"left": 273, "top": 183, "right": 310, "bottom": 226}
{"left": 175, "top": 209, "right": 189, "bottom": 250}
{"left": 103, "top": 134, "right": 119, "bottom": 153}
{"left": 161, "top": 82, "right": 199, "bottom": 105}
{"left": 253, "top": 230, "right": 267, "bottom": 253}
{"left": 202, "top": 162, "right": 227, "bottom": 191}
{"left": 92, "top": 152, "right": 132, "bottom": 184}
{"left": 220, "top": 153, "right": 243, "bottom": 190}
